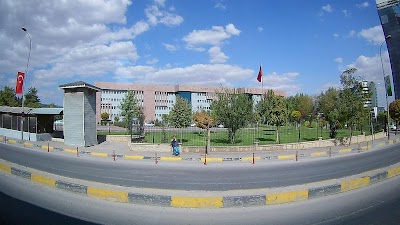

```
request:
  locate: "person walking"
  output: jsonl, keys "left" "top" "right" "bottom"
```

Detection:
{"left": 171, "top": 136, "right": 180, "bottom": 156}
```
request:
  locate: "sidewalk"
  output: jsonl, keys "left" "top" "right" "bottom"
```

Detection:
{"left": 12, "top": 132, "right": 398, "bottom": 162}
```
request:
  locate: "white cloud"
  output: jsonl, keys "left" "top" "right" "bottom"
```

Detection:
{"left": 333, "top": 33, "right": 339, "bottom": 38}
{"left": 335, "top": 57, "right": 343, "bottom": 63}
{"left": 226, "top": 23, "right": 241, "bottom": 36}
{"left": 145, "top": 2, "right": 183, "bottom": 27}
{"left": 322, "top": 4, "right": 333, "bottom": 13}
{"left": 356, "top": 2, "right": 369, "bottom": 8}
{"left": 215, "top": 2, "right": 227, "bottom": 10}
{"left": 347, "top": 30, "right": 357, "bottom": 37}
{"left": 260, "top": 72, "right": 300, "bottom": 96}
{"left": 183, "top": 23, "right": 241, "bottom": 47}
{"left": 208, "top": 46, "right": 229, "bottom": 64}
{"left": 342, "top": 9, "right": 351, "bottom": 17}
{"left": 258, "top": 27, "right": 264, "bottom": 32}
{"left": 358, "top": 25, "right": 385, "bottom": 45}
{"left": 146, "top": 58, "right": 159, "bottom": 65}
{"left": 114, "top": 64, "right": 253, "bottom": 86}
{"left": 163, "top": 43, "right": 178, "bottom": 51}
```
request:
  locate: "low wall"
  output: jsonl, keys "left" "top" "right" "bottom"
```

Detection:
{"left": 0, "top": 128, "right": 54, "bottom": 142}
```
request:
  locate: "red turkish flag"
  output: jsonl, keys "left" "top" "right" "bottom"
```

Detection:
{"left": 16, "top": 72, "right": 25, "bottom": 94}
{"left": 257, "top": 66, "right": 262, "bottom": 82}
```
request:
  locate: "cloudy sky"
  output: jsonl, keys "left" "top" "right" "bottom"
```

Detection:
{"left": 0, "top": 0, "right": 393, "bottom": 106}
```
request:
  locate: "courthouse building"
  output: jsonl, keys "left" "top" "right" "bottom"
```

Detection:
{"left": 95, "top": 82, "right": 285, "bottom": 123}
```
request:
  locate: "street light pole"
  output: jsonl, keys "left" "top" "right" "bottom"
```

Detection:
{"left": 380, "top": 34, "right": 392, "bottom": 140}
{"left": 21, "top": 27, "right": 32, "bottom": 140}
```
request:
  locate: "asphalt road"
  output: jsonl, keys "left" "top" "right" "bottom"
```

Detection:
{"left": 1, "top": 170, "right": 400, "bottom": 225}
{"left": 0, "top": 142, "right": 400, "bottom": 191}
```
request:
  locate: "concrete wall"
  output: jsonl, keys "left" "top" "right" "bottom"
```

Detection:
{"left": 0, "top": 128, "right": 54, "bottom": 142}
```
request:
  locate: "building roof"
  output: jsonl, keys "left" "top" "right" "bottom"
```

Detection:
{"left": 59, "top": 81, "right": 101, "bottom": 92}
{"left": 0, "top": 106, "right": 63, "bottom": 115}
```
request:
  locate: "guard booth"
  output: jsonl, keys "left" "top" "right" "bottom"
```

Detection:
{"left": 59, "top": 81, "right": 101, "bottom": 146}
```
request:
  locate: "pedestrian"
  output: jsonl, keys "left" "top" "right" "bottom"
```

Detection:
{"left": 171, "top": 135, "right": 180, "bottom": 156}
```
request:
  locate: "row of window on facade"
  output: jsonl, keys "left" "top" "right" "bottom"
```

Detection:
{"left": 102, "top": 90, "right": 144, "bottom": 95}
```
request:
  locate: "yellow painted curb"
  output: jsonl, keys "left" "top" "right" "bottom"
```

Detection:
{"left": 0, "top": 163, "right": 11, "bottom": 174}
{"left": 388, "top": 167, "right": 400, "bottom": 178}
{"left": 91, "top": 152, "right": 108, "bottom": 157}
{"left": 87, "top": 187, "right": 128, "bottom": 202}
{"left": 31, "top": 174, "right": 56, "bottom": 188}
{"left": 0, "top": 137, "right": 3, "bottom": 141}
{"left": 171, "top": 196, "right": 223, "bottom": 208}
{"left": 267, "top": 190, "right": 308, "bottom": 205}
{"left": 124, "top": 155, "right": 144, "bottom": 160}
{"left": 41, "top": 145, "right": 54, "bottom": 151}
{"left": 389, "top": 140, "right": 394, "bottom": 144}
{"left": 160, "top": 157, "right": 182, "bottom": 161}
{"left": 377, "top": 143, "right": 385, "bottom": 147}
{"left": 8, "top": 139, "right": 17, "bottom": 144}
{"left": 201, "top": 157, "right": 223, "bottom": 162}
{"left": 23, "top": 142, "right": 33, "bottom": 147}
{"left": 242, "top": 156, "right": 261, "bottom": 161}
{"left": 65, "top": 149, "right": 77, "bottom": 154}
{"left": 277, "top": 155, "right": 296, "bottom": 160}
{"left": 311, "top": 152, "right": 327, "bottom": 157}
{"left": 341, "top": 177, "right": 370, "bottom": 192}
{"left": 339, "top": 149, "right": 352, "bottom": 153}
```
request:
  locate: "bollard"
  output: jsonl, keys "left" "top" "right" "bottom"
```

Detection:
{"left": 204, "top": 153, "right": 207, "bottom": 165}
{"left": 5, "top": 136, "right": 6, "bottom": 143}
{"left": 48, "top": 143, "right": 50, "bottom": 152}
{"left": 329, "top": 147, "right": 332, "bottom": 158}
{"left": 113, "top": 150, "right": 116, "bottom": 161}
{"left": 252, "top": 152, "right": 255, "bottom": 164}
{"left": 155, "top": 152, "right": 158, "bottom": 164}
{"left": 367, "top": 141, "right": 369, "bottom": 150}
{"left": 77, "top": 147, "right": 79, "bottom": 157}
{"left": 296, "top": 150, "right": 298, "bottom": 161}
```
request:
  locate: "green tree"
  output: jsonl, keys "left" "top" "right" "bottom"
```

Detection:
{"left": 194, "top": 111, "right": 215, "bottom": 153}
{"left": 0, "top": 86, "right": 19, "bottom": 107}
{"left": 169, "top": 97, "right": 192, "bottom": 142}
{"left": 169, "top": 97, "right": 192, "bottom": 128}
{"left": 319, "top": 87, "right": 340, "bottom": 138}
{"left": 211, "top": 88, "right": 254, "bottom": 144}
{"left": 113, "top": 116, "right": 119, "bottom": 124}
{"left": 101, "top": 112, "right": 110, "bottom": 125}
{"left": 24, "top": 87, "right": 41, "bottom": 108}
{"left": 256, "top": 90, "right": 287, "bottom": 143}
{"left": 389, "top": 99, "right": 400, "bottom": 131}
{"left": 338, "top": 68, "right": 366, "bottom": 143}
{"left": 101, "top": 112, "right": 110, "bottom": 121}
{"left": 289, "top": 94, "right": 314, "bottom": 125}
{"left": 119, "top": 90, "right": 143, "bottom": 140}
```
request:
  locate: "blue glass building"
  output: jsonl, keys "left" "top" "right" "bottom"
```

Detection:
{"left": 376, "top": 0, "right": 400, "bottom": 99}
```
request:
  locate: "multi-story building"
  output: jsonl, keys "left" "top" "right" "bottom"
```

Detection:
{"left": 376, "top": 0, "right": 400, "bottom": 99}
{"left": 362, "top": 81, "right": 378, "bottom": 117}
{"left": 95, "top": 82, "right": 286, "bottom": 123}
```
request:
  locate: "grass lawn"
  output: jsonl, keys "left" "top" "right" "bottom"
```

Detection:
{"left": 99, "top": 125, "right": 374, "bottom": 146}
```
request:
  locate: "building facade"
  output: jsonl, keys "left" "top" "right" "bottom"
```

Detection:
{"left": 376, "top": 0, "right": 400, "bottom": 99}
{"left": 95, "top": 82, "right": 286, "bottom": 123}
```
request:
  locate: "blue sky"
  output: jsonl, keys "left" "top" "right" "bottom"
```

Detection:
{"left": 0, "top": 0, "right": 393, "bottom": 106}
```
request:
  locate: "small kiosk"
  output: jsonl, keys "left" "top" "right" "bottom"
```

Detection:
{"left": 59, "top": 81, "right": 101, "bottom": 146}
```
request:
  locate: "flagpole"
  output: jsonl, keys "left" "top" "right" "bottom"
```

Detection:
{"left": 261, "top": 63, "right": 263, "bottom": 92}
{"left": 21, "top": 27, "right": 32, "bottom": 141}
